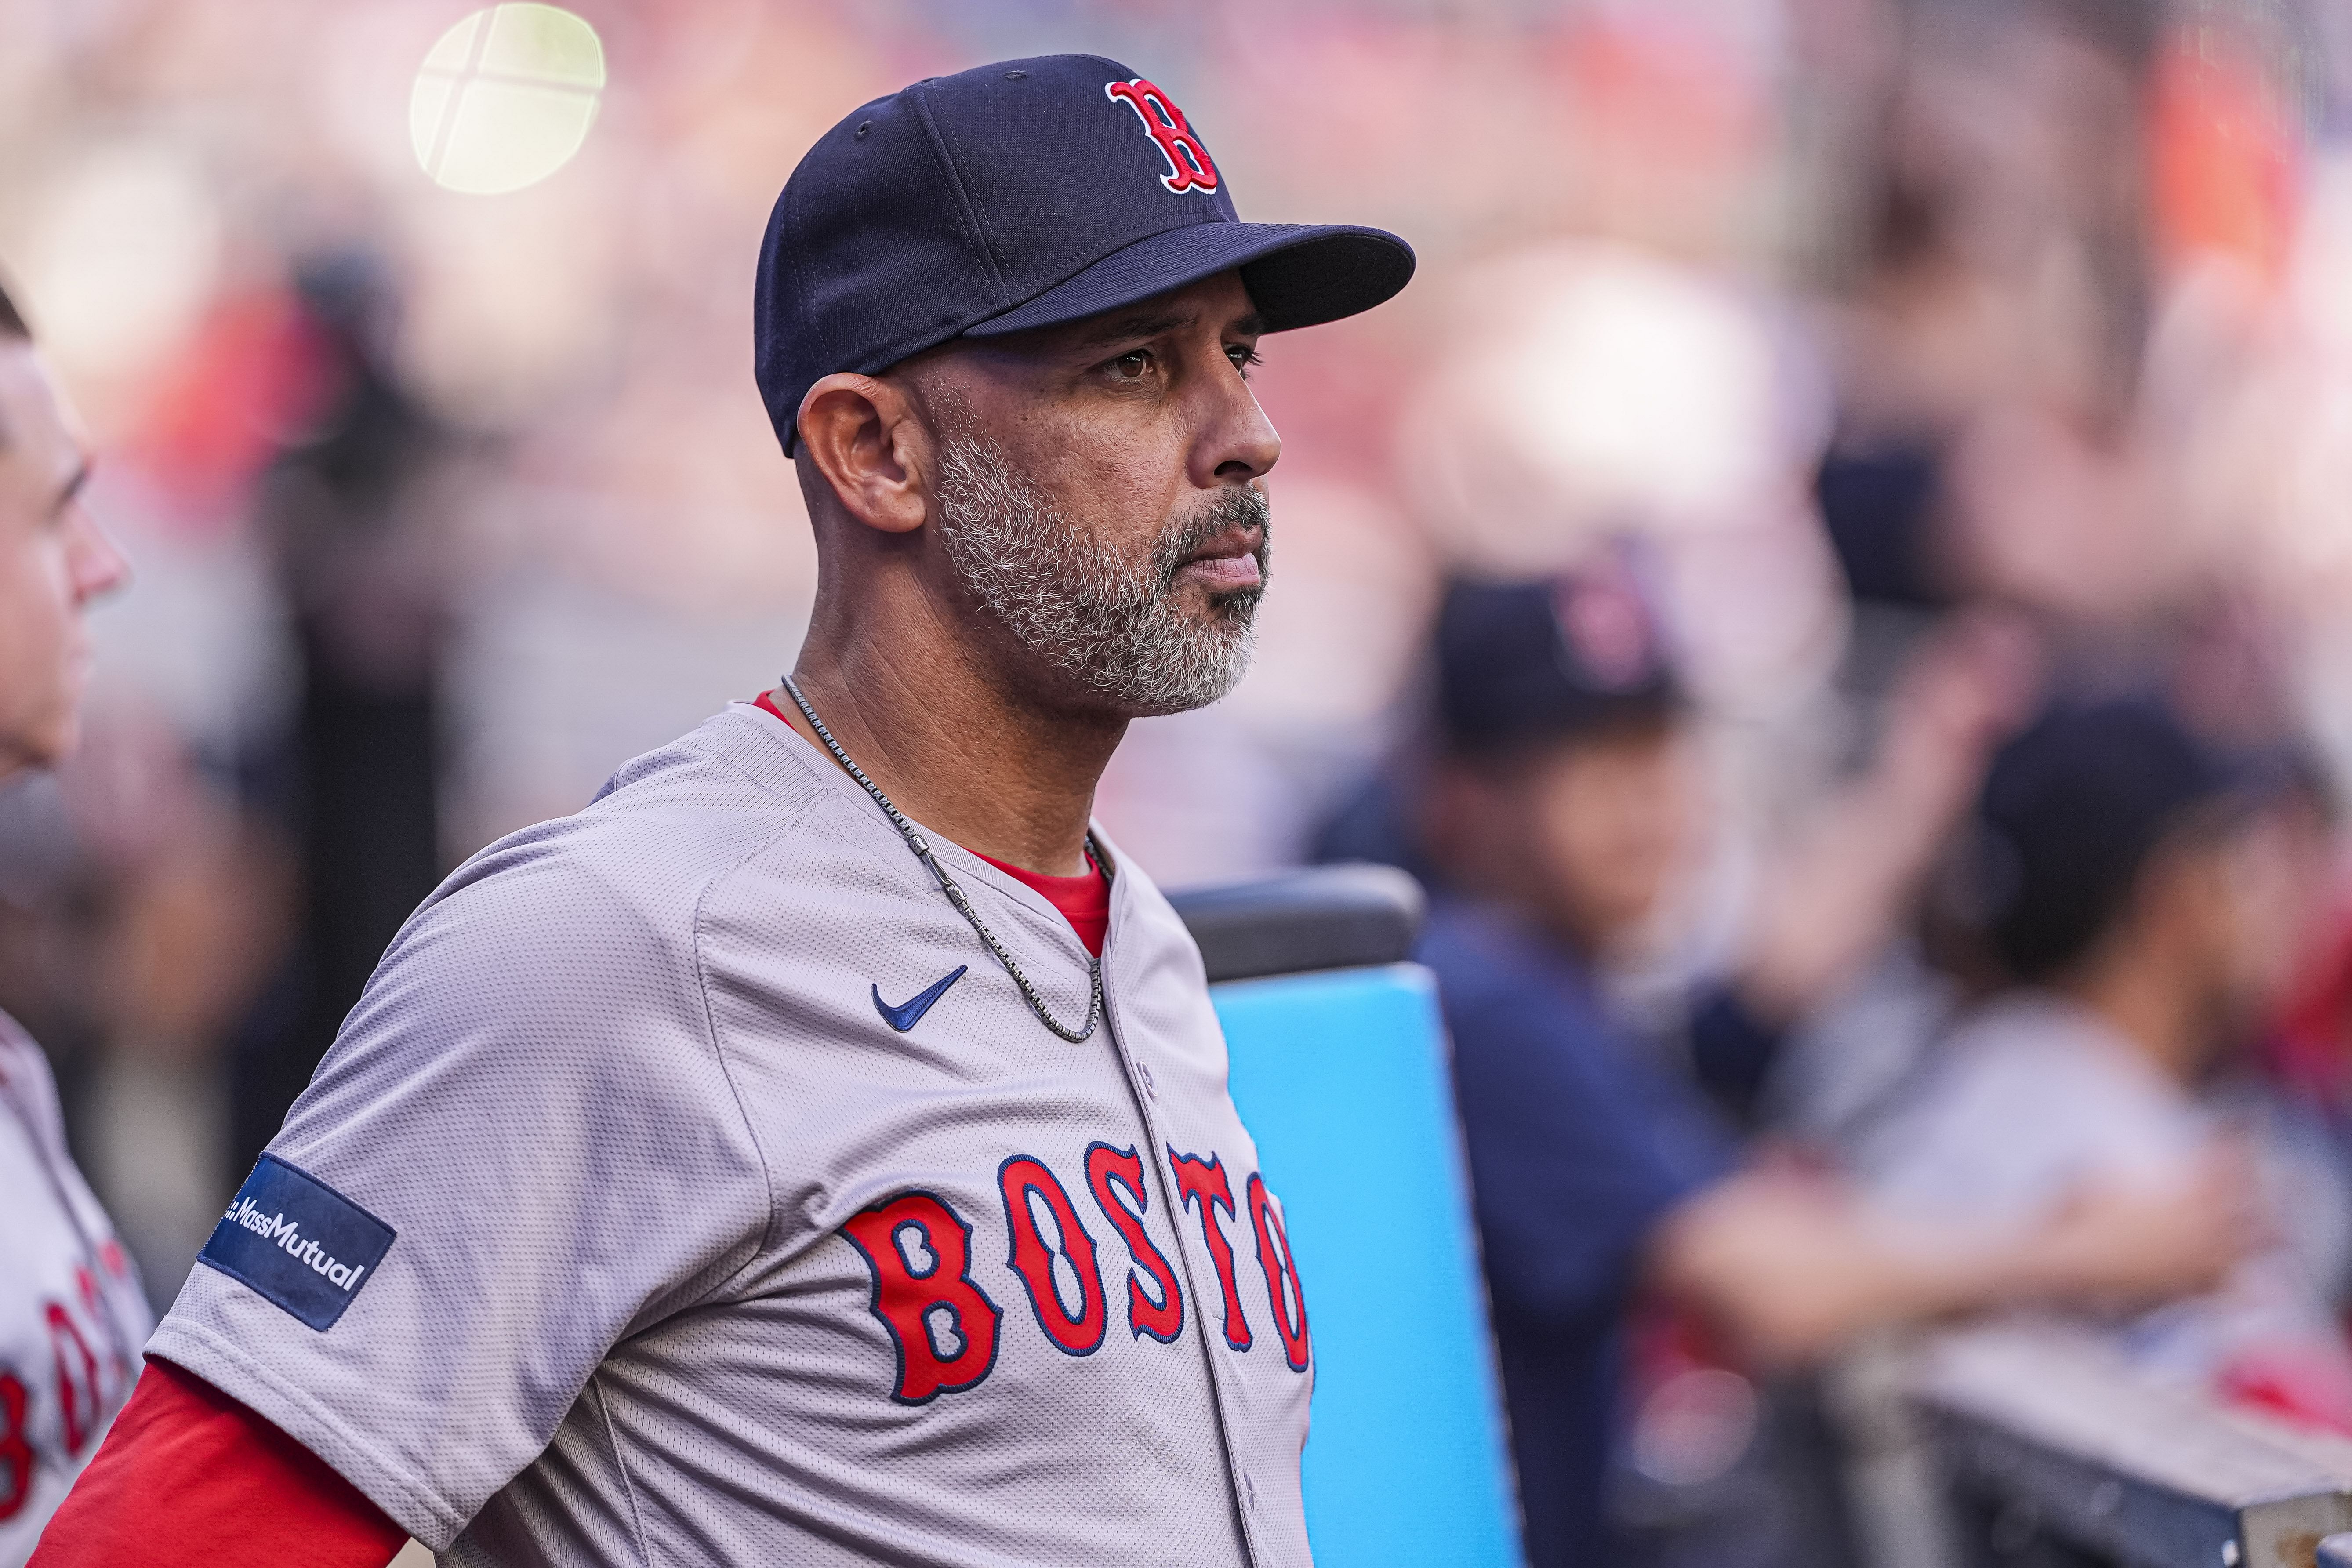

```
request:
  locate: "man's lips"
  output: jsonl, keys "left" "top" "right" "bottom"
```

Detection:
{"left": 1177, "top": 531, "right": 1264, "bottom": 591}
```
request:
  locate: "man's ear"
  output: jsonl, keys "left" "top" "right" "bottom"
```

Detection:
{"left": 796, "top": 373, "right": 931, "bottom": 535}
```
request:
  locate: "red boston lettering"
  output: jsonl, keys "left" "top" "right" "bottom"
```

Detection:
{"left": 76, "top": 1263, "right": 131, "bottom": 1389}
{"left": 46, "top": 1301, "right": 98, "bottom": 1454}
{"left": 1246, "top": 1173, "right": 1311, "bottom": 1373}
{"left": 841, "top": 1192, "right": 1004, "bottom": 1405}
{"left": 1084, "top": 1142, "right": 1185, "bottom": 1343}
{"left": 1168, "top": 1147, "right": 1252, "bottom": 1351}
{"left": 998, "top": 1156, "right": 1109, "bottom": 1357}
{"left": 1105, "top": 78, "right": 1221, "bottom": 194}
{"left": 0, "top": 1373, "right": 27, "bottom": 1520}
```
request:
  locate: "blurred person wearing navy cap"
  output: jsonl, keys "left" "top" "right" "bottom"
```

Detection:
{"left": 1412, "top": 568, "right": 2261, "bottom": 1567}
{"left": 0, "top": 277, "right": 149, "bottom": 1568}
{"left": 1855, "top": 697, "right": 2352, "bottom": 1430}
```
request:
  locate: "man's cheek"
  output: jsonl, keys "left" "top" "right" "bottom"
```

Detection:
{"left": 1084, "top": 433, "right": 1185, "bottom": 534}
{"left": 0, "top": 552, "right": 71, "bottom": 676}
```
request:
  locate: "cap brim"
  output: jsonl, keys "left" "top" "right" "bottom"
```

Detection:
{"left": 960, "top": 221, "right": 1414, "bottom": 340}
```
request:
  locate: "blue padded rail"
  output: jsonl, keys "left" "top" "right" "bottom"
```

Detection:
{"left": 1216, "top": 962, "right": 1522, "bottom": 1567}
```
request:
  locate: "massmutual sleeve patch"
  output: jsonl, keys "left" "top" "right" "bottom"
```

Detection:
{"left": 198, "top": 1154, "right": 396, "bottom": 1331}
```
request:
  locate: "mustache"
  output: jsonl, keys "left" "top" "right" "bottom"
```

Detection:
{"left": 1151, "top": 486, "right": 1271, "bottom": 592}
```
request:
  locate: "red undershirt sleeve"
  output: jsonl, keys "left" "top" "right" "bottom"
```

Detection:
{"left": 28, "top": 1357, "right": 408, "bottom": 1568}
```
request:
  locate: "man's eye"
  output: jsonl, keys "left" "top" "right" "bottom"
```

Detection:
{"left": 1227, "top": 345, "right": 1262, "bottom": 377}
{"left": 1108, "top": 351, "right": 1152, "bottom": 381}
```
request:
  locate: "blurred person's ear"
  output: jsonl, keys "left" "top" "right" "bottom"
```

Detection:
{"left": 792, "top": 371, "right": 935, "bottom": 537}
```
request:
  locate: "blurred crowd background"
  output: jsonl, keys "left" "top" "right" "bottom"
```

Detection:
{"left": 8, "top": 0, "right": 2352, "bottom": 1561}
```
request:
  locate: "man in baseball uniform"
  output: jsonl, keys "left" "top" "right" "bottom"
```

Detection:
{"left": 0, "top": 277, "right": 147, "bottom": 1567}
{"left": 37, "top": 55, "right": 1412, "bottom": 1566}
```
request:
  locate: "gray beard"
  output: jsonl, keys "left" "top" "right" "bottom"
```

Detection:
{"left": 933, "top": 435, "right": 1270, "bottom": 716}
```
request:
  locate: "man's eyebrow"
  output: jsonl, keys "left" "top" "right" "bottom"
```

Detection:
{"left": 1075, "top": 310, "right": 1196, "bottom": 348}
{"left": 1071, "top": 307, "right": 1267, "bottom": 352}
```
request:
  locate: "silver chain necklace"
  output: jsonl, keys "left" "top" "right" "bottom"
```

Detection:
{"left": 777, "top": 675, "right": 1103, "bottom": 1043}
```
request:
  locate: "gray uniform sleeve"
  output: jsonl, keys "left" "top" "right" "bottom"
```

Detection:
{"left": 149, "top": 824, "right": 773, "bottom": 1550}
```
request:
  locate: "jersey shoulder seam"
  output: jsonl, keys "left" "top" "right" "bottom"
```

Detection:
{"left": 661, "top": 727, "right": 835, "bottom": 814}
{"left": 683, "top": 804, "right": 824, "bottom": 1289}
{"left": 588, "top": 730, "right": 824, "bottom": 824}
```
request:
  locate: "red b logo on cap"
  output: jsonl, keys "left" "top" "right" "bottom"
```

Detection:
{"left": 1106, "top": 78, "right": 1220, "bottom": 194}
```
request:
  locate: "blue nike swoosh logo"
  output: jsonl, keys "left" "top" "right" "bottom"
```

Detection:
{"left": 873, "top": 965, "right": 968, "bottom": 1032}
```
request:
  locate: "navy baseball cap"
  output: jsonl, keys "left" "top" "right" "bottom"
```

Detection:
{"left": 1434, "top": 560, "right": 1684, "bottom": 756}
{"left": 1971, "top": 696, "right": 2251, "bottom": 981}
{"left": 755, "top": 55, "right": 1416, "bottom": 453}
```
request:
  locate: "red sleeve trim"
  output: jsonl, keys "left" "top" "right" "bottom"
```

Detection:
{"left": 29, "top": 1358, "right": 407, "bottom": 1568}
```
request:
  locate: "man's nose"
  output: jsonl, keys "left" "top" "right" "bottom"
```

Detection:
{"left": 1194, "top": 378, "right": 1280, "bottom": 488}
{"left": 69, "top": 509, "right": 130, "bottom": 604}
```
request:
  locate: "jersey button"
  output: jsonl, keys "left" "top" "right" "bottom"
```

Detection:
{"left": 1137, "top": 1061, "right": 1158, "bottom": 1101}
{"left": 1244, "top": 1472, "right": 1258, "bottom": 1511}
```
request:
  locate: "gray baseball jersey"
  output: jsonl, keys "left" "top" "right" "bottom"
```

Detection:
{"left": 151, "top": 701, "right": 1316, "bottom": 1566}
{"left": 0, "top": 1015, "right": 149, "bottom": 1568}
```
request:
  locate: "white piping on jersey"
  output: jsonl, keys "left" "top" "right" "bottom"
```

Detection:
{"left": 1095, "top": 955, "right": 1270, "bottom": 1565}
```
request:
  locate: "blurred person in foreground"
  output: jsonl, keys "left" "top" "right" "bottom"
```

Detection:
{"left": 0, "top": 277, "right": 146, "bottom": 1564}
{"left": 1413, "top": 568, "right": 2255, "bottom": 1567}
{"left": 1855, "top": 697, "right": 2352, "bottom": 1426}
